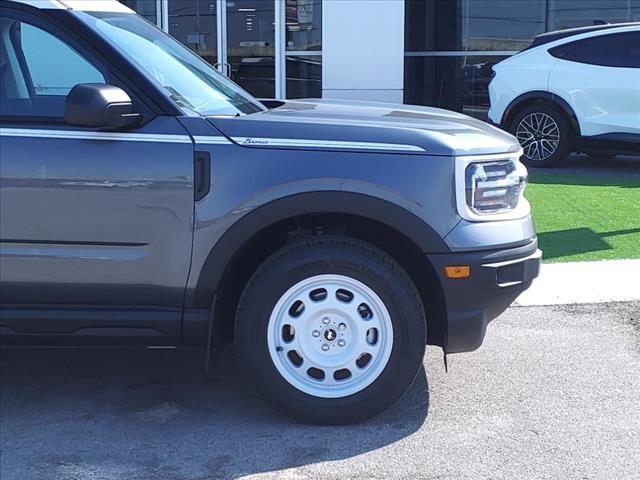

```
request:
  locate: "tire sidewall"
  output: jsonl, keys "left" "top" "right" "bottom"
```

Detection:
{"left": 235, "top": 238, "right": 426, "bottom": 423}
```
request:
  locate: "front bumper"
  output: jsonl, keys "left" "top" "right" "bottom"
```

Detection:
{"left": 427, "top": 239, "right": 541, "bottom": 353}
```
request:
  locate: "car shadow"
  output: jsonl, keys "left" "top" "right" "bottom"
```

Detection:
{"left": 529, "top": 154, "right": 640, "bottom": 185}
{"left": 0, "top": 346, "right": 429, "bottom": 479}
{"left": 537, "top": 227, "right": 640, "bottom": 260}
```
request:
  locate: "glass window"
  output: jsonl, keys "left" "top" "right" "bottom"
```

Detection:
{"left": 80, "top": 11, "right": 264, "bottom": 116}
{"left": 21, "top": 23, "right": 105, "bottom": 97}
{"left": 405, "top": 0, "right": 544, "bottom": 52}
{"left": 285, "top": 0, "right": 322, "bottom": 99}
{"left": 0, "top": 15, "right": 105, "bottom": 118}
{"left": 404, "top": 0, "right": 640, "bottom": 118}
{"left": 550, "top": 32, "right": 640, "bottom": 68}
{"left": 548, "top": 0, "right": 640, "bottom": 31}
{"left": 404, "top": 55, "right": 509, "bottom": 118}
{"left": 168, "top": 0, "right": 218, "bottom": 68}
{"left": 286, "top": 55, "right": 321, "bottom": 98}
{"left": 460, "top": 0, "right": 545, "bottom": 51}
{"left": 286, "top": 0, "right": 322, "bottom": 52}
{"left": 119, "top": 0, "right": 159, "bottom": 25}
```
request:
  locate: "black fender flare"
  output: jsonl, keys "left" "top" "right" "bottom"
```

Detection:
{"left": 501, "top": 91, "right": 581, "bottom": 135}
{"left": 192, "top": 191, "right": 450, "bottom": 308}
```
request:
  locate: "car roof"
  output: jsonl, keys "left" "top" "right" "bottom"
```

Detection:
{"left": 6, "top": 0, "right": 132, "bottom": 13}
{"left": 528, "top": 22, "right": 640, "bottom": 49}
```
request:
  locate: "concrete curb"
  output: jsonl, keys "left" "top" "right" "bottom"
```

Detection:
{"left": 514, "top": 259, "right": 640, "bottom": 306}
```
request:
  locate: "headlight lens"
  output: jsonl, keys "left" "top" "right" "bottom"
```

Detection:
{"left": 465, "top": 160, "right": 528, "bottom": 214}
{"left": 455, "top": 152, "right": 530, "bottom": 221}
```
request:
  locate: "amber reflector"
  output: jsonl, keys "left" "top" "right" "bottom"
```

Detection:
{"left": 445, "top": 266, "right": 471, "bottom": 279}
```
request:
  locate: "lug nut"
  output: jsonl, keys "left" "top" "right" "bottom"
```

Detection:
{"left": 322, "top": 317, "right": 330, "bottom": 324}
{"left": 321, "top": 343, "right": 330, "bottom": 352}
{"left": 338, "top": 339, "right": 346, "bottom": 347}
{"left": 338, "top": 323, "right": 347, "bottom": 330}
{"left": 312, "top": 330, "right": 320, "bottom": 337}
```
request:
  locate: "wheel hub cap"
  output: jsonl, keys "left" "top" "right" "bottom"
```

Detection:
{"left": 266, "top": 274, "right": 394, "bottom": 398}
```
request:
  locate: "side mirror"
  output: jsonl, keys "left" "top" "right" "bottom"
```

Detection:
{"left": 64, "top": 83, "right": 141, "bottom": 129}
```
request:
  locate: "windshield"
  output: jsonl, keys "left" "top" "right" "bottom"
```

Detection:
{"left": 78, "top": 11, "right": 265, "bottom": 116}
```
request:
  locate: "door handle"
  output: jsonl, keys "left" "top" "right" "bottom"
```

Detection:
{"left": 194, "top": 151, "right": 211, "bottom": 201}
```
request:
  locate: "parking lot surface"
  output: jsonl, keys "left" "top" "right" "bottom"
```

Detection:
{"left": 1, "top": 302, "right": 639, "bottom": 480}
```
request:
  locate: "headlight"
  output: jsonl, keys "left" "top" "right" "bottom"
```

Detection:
{"left": 455, "top": 151, "right": 530, "bottom": 222}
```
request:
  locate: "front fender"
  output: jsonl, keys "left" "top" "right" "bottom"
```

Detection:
{"left": 502, "top": 90, "right": 581, "bottom": 135}
{"left": 187, "top": 184, "right": 450, "bottom": 309}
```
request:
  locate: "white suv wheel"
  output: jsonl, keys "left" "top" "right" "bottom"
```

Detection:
{"left": 516, "top": 112, "right": 560, "bottom": 161}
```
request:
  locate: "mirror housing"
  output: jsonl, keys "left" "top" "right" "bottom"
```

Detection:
{"left": 64, "top": 83, "right": 141, "bottom": 129}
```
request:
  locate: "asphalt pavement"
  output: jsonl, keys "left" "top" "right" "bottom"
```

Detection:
{"left": 1, "top": 302, "right": 639, "bottom": 480}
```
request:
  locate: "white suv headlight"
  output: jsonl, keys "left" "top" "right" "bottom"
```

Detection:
{"left": 455, "top": 151, "right": 530, "bottom": 222}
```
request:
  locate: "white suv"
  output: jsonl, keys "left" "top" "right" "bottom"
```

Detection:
{"left": 489, "top": 23, "right": 640, "bottom": 167}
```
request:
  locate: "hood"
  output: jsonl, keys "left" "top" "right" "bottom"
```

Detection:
{"left": 208, "top": 98, "right": 521, "bottom": 156}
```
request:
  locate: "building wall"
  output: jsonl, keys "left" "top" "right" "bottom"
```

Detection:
{"left": 322, "top": 0, "right": 404, "bottom": 103}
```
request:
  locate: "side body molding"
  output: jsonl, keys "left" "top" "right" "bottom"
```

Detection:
{"left": 189, "top": 191, "right": 450, "bottom": 309}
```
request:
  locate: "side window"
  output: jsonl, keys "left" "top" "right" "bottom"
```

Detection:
{"left": 20, "top": 23, "right": 104, "bottom": 96}
{"left": 0, "top": 13, "right": 106, "bottom": 119}
{"left": 549, "top": 32, "right": 640, "bottom": 69}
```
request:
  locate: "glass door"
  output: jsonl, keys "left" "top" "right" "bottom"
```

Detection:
{"left": 164, "top": 0, "right": 275, "bottom": 98}
{"left": 168, "top": 0, "right": 219, "bottom": 69}
{"left": 128, "top": 1, "right": 321, "bottom": 100}
{"left": 224, "top": 0, "right": 276, "bottom": 98}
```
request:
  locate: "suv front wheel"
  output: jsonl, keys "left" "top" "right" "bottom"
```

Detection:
{"left": 235, "top": 236, "right": 426, "bottom": 424}
{"left": 511, "top": 103, "right": 573, "bottom": 167}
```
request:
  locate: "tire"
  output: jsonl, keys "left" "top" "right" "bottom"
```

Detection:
{"left": 510, "top": 103, "right": 573, "bottom": 168}
{"left": 234, "top": 235, "right": 426, "bottom": 425}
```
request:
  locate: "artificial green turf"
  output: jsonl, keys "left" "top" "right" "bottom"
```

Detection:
{"left": 525, "top": 171, "right": 640, "bottom": 263}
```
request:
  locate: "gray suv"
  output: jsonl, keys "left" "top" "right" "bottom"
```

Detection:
{"left": 0, "top": 0, "right": 541, "bottom": 424}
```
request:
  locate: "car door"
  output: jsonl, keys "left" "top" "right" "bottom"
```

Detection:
{"left": 0, "top": 8, "right": 194, "bottom": 339}
{"left": 548, "top": 30, "right": 640, "bottom": 137}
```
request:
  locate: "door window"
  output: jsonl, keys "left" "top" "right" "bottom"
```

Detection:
{"left": 549, "top": 32, "right": 640, "bottom": 68}
{"left": 0, "top": 14, "right": 105, "bottom": 118}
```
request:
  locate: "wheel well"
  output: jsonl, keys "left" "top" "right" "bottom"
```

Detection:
{"left": 504, "top": 96, "right": 579, "bottom": 136}
{"left": 212, "top": 213, "right": 447, "bottom": 350}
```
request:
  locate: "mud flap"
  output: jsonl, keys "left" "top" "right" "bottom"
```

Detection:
{"left": 204, "top": 293, "right": 219, "bottom": 374}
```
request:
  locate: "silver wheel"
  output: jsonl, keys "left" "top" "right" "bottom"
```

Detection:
{"left": 267, "top": 274, "right": 394, "bottom": 399}
{"left": 516, "top": 112, "right": 560, "bottom": 161}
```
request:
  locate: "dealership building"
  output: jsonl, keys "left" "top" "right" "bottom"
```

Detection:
{"left": 122, "top": 0, "right": 640, "bottom": 118}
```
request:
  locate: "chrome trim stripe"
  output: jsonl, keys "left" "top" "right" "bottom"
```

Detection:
{"left": 192, "top": 135, "right": 233, "bottom": 145}
{"left": 482, "top": 249, "right": 542, "bottom": 269}
{"left": 0, "top": 128, "right": 192, "bottom": 144}
{"left": 231, "top": 137, "right": 426, "bottom": 152}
